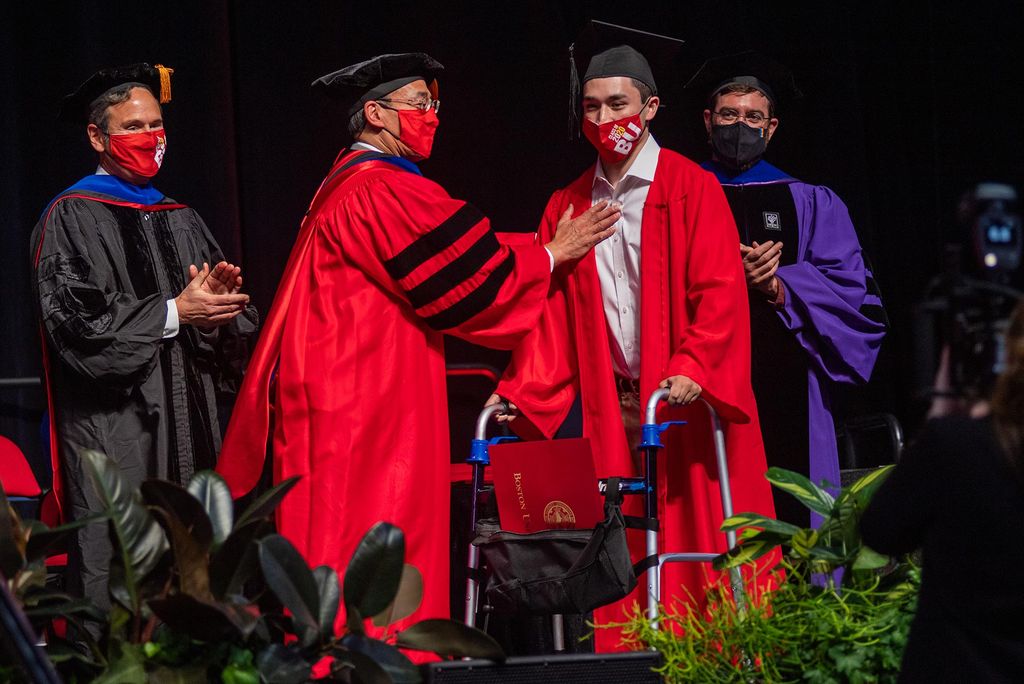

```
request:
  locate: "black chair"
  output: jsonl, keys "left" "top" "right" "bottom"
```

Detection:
{"left": 837, "top": 412, "right": 904, "bottom": 488}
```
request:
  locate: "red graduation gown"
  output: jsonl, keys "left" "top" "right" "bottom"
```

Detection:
{"left": 216, "top": 151, "right": 550, "bottom": 637}
{"left": 496, "top": 148, "right": 777, "bottom": 651}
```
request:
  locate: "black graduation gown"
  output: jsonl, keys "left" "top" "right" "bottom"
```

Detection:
{"left": 30, "top": 177, "right": 258, "bottom": 611}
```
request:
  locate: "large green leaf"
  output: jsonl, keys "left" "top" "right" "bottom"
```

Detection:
{"left": 372, "top": 563, "right": 423, "bottom": 627}
{"left": 313, "top": 565, "right": 340, "bottom": 640}
{"left": 258, "top": 534, "right": 320, "bottom": 647}
{"left": 148, "top": 593, "right": 256, "bottom": 641}
{"left": 343, "top": 522, "right": 405, "bottom": 621}
{"left": 24, "top": 514, "right": 101, "bottom": 563}
{"left": 44, "top": 636, "right": 103, "bottom": 667}
{"left": 839, "top": 500, "right": 863, "bottom": 546}
{"left": 107, "top": 558, "right": 132, "bottom": 613}
{"left": 82, "top": 450, "right": 167, "bottom": 612}
{"left": 0, "top": 487, "right": 25, "bottom": 577}
{"left": 141, "top": 479, "right": 213, "bottom": 548}
{"left": 712, "top": 540, "right": 775, "bottom": 570}
{"left": 735, "top": 528, "right": 792, "bottom": 548}
{"left": 108, "top": 601, "right": 134, "bottom": 642}
{"left": 51, "top": 613, "right": 105, "bottom": 664}
{"left": 839, "top": 465, "right": 895, "bottom": 510}
{"left": 817, "top": 499, "right": 862, "bottom": 559}
{"left": 720, "top": 512, "right": 802, "bottom": 537}
{"left": 255, "top": 644, "right": 312, "bottom": 684}
{"left": 342, "top": 634, "right": 421, "bottom": 684}
{"left": 790, "top": 528, "right": 819, "bottom": 558}
{"left": 765, "top": 467, "right": 835, "bottom": 516}
{"left": 93, "top": 641, "right": 146, "bottom": 684}
{"left": 187, "top": 471, "right": 233, "bottom": 546}
{"left": 396, "top": 619, "right": 506, "bottom": 660}
{"left": 234, "top": 476, "right": 301, "bottom": 530}
{"left": 210, "top": 519, "right": 271, "bottom": 599}
{"left": 852, "top": 545, "right": 891, "bottom": 571}
{"left": 334, "top": 649, "right": 389, "bottom": 684}
{"left": 10, "top": 564, "right": 46, "bottom": 598}
{"left": 150, "top": 507, "right": 211, "bottom": 600}
{"left": 805, "top": 545, "right": 846, "bottom": 563}
{"left": 22, "top": 595, "right": 104, "bottom": 622}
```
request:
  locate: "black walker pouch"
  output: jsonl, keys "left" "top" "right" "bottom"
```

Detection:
{"left": 471, "top": 477, "right": 658, "bottom": 615}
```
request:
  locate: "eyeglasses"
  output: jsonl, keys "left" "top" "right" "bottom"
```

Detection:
{"left": 376, "top": 98, "right": 441, "bottom": 113}
{"left": 713, "top": 109, "right": 769, "bottom": 126}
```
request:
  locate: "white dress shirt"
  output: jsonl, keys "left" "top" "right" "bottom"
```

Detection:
{"left": 591, "top": 135, "right": 661, "bottom": 380}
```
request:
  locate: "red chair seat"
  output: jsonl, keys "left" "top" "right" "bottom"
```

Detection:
{"left": 0, "top": 435, "right": 42, "bottom": 497}
{"left": 44, "top": 554, "right": 68, "bottom": 567}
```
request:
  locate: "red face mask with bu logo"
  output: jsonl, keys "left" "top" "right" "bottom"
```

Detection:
{"left": 107, "top": 129, "right": 167, "bottom": 179}
{"left": 393, "top": 108, "right": 439, "bottom": 160}
{"left": 583, "top": 112, "right": 646, "bottom": 165}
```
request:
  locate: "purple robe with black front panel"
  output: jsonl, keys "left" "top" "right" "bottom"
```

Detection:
{"left": 703, "top": 159, "right": 887, "bottom": 525}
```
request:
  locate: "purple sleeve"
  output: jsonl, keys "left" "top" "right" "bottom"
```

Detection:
{"left": 775, "top": 183, "right": 886, "bottom": 384}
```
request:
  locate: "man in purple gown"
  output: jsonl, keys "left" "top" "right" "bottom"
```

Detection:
{"left": 688, "top": 52, "right": 887, "bottom": 525}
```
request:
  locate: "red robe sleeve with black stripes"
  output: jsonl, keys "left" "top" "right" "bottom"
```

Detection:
{"left": 336, "top": 169, "right": 551, "bottom": 348}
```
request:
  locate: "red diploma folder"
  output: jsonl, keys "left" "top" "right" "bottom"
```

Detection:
{"left": 489, "top": 438, "right": 605, "bottom": 533}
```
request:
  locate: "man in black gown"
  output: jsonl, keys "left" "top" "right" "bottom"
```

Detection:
{"left": 29, "top": 63, "right": 258, "bottom": 616}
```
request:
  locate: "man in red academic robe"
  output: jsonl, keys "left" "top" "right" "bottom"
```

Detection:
{"left": 215, "top": 53, "right": 619, "bottom": 638}
{"left": 487, "top": 33, "right": 778, "bottom": 650}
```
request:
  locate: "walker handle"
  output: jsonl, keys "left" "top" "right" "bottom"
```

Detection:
{"left": 475, "top": 401, "right": 510, "bottom": 441}
{"left": 644, "top": 388, "right": 671, "bottom": 425}
{"left": 468, "top": 401, "right": 512, "bottom": 465}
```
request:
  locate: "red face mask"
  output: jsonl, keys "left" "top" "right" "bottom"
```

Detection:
{"left": 106, "top": 129, "right": 167, "bottom": 179}
{"left": 583, "top": 112, "right": 645, "bottom": 165}
{"left": 391, "top": 108, "right": 439, "bottom": 160}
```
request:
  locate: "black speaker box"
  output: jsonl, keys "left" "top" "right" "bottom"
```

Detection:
{"left": 420, "top": 651, "right": 662, "bottom": 683}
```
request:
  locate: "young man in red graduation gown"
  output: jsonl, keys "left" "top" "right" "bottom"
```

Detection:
{"left": 488, "top": 40, "right": 778, "bottom": 650}
{"left": 215, "top": 53, "right": 619, "bottom": 639}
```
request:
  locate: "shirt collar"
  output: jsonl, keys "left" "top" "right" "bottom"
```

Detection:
{"left": 594, "top": 134, "right": 661, "bottom": 188}
{"left": 351, "top": 141, "right": 386, "bottom": 154}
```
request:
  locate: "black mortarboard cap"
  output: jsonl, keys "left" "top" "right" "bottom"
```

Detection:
{"left": 684, "top": 50, "right": 802, "bottom": 108}
{"left": 311, "top": 52, "right": 444, "bottom": 117}
{"left": 59, "top": 62, "right": 174, "bottom": 124}
{"left": 568, "top": 20, "right": 684, "bottom": 139}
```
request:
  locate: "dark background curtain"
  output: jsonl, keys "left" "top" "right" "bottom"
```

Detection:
{"left": 2, "top": 0, "right": 1022, "bottom": 483}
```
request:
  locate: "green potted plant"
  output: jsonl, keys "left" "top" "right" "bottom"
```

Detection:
{"left": 2, "top": 451, "right": 504, "bottom": 683}
{"left": 606, "top": 467, "right": 919, "bottom": 683}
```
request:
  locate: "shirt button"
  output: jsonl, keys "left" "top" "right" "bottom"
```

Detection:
{"left": 617, "top": 271, "right": 624, "bottom": 279}
{"left": 621, "top": 307, "right": 628, "bottom": 314}
{"left": 613, "top": 236, "right": 619, "bottom": 243}
{"left": 625, "top": 342, "right": 633, "bottom": 350}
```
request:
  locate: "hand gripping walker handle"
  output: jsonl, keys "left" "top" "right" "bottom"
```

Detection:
{"left": 468, "top": 401, "right": 512, "bottom": 465}
{"left": 641, "top": 388, "right": 687, "bottom": 449}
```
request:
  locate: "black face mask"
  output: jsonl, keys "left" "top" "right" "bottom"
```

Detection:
{"left": 710, "top": 122, "right": 768, "bottom": 171}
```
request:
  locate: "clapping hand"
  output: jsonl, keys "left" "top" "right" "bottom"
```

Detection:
{"left": 740, "top": 240, "right": 783, "bottom": 299}
{"left": 175, "top": 262, "right": 249, "bottom": 328}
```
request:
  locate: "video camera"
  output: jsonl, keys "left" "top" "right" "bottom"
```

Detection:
{"left": 913, "top": 183, "right": 1023, "bottom": 401}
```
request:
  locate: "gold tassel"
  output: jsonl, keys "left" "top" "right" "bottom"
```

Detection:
{"left": 154, "top": 64, "right": 174, "bottom": 103}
